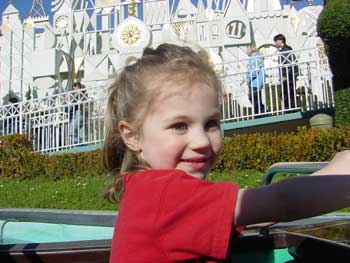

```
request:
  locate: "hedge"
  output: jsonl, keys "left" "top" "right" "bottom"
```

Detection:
{"left": 317, "top": 0, "right": 350, "bottom": 89}
{"left": 0, "top": 134, "right": 105, "bottom": 180}
{"left": 215, "top": 126, "right": 350, "bottom": 172}
{"left": 317, "top": 0, "right": 350, "bottom": 40}
{"left": 1, "top": 126, "right": 350, "bottom": 179}
{"left": 334, "top": 87, "right": 350, "bottom": 127}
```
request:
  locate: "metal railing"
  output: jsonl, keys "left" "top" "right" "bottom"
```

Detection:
{"left": 262, "top": 162, "right": 329, "bottom": 185}
{"left": 0, "top": 219, "right": 19, "bottom": 243}
{"left": 0, "top": 86, "right": 107, "bottom": 152}
{"left": 0, "top": 46, "right": 334, "bottom": 153}
{"left": 221, "top": 46, "right": 333, "bottom": 122}
{"left": 259, "top": 161, "right": 330, "bottom": 235}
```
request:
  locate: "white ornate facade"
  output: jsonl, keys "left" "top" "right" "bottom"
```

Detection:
{"left": 0, "top": 0, "right": 323, "bottom": 104}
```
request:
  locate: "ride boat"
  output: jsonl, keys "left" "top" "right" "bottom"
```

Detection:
{"left": 0, "top": 162, "right": 349, "bottom": 262}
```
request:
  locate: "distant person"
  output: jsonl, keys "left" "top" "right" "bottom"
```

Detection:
{"left": 273, "top": 34, "right": 299, "bottom": 110}
{"left": 103, "top": 44, "right": 350, "bottom": 263}
{"left": 69, "top": 81, "right": 87, "bottom": 144}
{"left": 246, "top": 45, "right": 265, "bottom": 116}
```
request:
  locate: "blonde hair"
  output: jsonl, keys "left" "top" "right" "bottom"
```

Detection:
{"left": 103, "top": 43, "right": 222, "bottom": 202}
{"left": 247, "top": 44, "right": 259, "bottom": 56}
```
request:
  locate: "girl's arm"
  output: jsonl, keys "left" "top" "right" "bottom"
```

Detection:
{"left": 234, "top": 151, "right": 350, "bottom": 226}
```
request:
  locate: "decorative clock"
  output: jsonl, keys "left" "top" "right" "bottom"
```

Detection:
{"left": 113, "top": 17, "right": 151, "bottom": 52}
{"left": 55, "top": 15, "right": 70, "bottom": 30}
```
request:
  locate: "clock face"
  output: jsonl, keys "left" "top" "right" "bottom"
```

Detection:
{"left": 55, "top": 15, "right": 70, "bottom": 30}
{"left": 225, "top": 20, "right": 246, "bottom": 39}
{"left": 121, "top": 24, "right": 141, "bottom": 45}
{"left": 113, "top": 17, "right": 151, "bottom": 52}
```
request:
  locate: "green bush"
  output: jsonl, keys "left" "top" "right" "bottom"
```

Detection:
{"left": 2, "top": 126, "right": 350, "bottom": 179}
{"left": 0, "top": 134, "right": 106, "bottom": 180}
{"left": 334, "top": 87, "right": 350, "bottom": 127}
{"left": 47, "top": 151, "right": 105, "bottom": 180}
{"left": 215, "top": 126, "right": 350, "bottom": 172}
{"left": 317, "top": 0, "right": 350, "bottom": 39}
{"left": 317, "top": 0, "right": 350, "bottom": 89}
{"left": 0, "top": 134, "right": 46, "bottom": 179}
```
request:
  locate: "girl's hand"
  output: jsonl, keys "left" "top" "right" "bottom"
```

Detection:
{"left": 312, "top": 151, "right": 350, "bottom": 176}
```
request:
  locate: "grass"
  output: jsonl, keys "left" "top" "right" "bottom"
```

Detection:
{"left": 0, "top": 170, "right": 265, "bottom": 210}
{"left": 208, "top": 170, "right": 264, "bottom": 187}
{"left": 0, "top": 176, "right": 116, "bottom": 210}
{"left": 0, "top": 171, "right": 348, "bottom": 212}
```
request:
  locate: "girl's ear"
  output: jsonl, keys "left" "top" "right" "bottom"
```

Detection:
{"left": 118, "top": 120, "right": 141, "bottom": 152}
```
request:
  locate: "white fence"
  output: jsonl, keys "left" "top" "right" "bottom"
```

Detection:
{"left": 0, "top": 46, "right": 334, "bottom": 153}
{"left": 0, "top": 86, "right": 107, "bottom": 152}
{"left": 221, "top": 46, "right": 334, "bottom": 121}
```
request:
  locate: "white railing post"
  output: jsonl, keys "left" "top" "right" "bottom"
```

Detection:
{"left": 19, "top": 102, "right": 23, "bottom": 134}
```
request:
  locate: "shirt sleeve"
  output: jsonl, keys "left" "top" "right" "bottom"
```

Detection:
{"left": 156, "top": 170, "right": 240, "bottom": 261}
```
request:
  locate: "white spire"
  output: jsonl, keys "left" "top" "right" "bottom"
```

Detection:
{"left": 2, "top": 2, "right": 19, "bottom": 16}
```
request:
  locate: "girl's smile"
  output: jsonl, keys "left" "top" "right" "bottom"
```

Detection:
{"left": 181, "top": 157, "right": 210, "bottom": 172}
{"left": 136, "top": 81, "right": 222, "bottom": 179}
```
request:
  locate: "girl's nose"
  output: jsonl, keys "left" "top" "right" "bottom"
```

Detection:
{"left": 189, "top": 128, "right": 210, "bottom": 150}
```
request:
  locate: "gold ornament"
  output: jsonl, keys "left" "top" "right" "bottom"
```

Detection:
{"left": 128, "top": 0, "right": 137, "bottom": 17}
{"left": 2, "top": 21, "right": 11, "bottom": 33}
{"left": 121, "top": 24, "right": 141, "bottom": 45}
{"left": 24, "top": 19, "right": 35, "bottom": 29}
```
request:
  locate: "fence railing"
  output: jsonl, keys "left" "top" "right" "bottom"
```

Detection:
{"left": 221, "top": 46, "right": 333, "bottom": 122}
{"left": 0, "top": 86, "right": 107, "bottom": 152}
{"left": 0, "top": 46, "right": 334, "bottom": 153}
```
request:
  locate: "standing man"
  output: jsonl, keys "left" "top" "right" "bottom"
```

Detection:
{"left": 69, "top": 82, "right": 87, "bottom": 145}
{"left": 273, "top": 34, "right": 299, "bottom": 110}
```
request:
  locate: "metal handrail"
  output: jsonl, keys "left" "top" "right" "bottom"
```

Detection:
{"left": 261, "top": 162, "right": 329, "bottom": 186}
{"left": 0, "top": 219, "right": 19, "bottom": 243}
{"left": 259, "top": 161, "right": 329, "bottom": 235}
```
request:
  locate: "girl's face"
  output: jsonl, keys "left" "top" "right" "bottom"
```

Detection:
{"left": 137, "top": 81, "right": 222, "bottom": 179}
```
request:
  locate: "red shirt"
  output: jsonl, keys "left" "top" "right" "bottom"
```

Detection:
{"left": 109, "top": 169, "right": 240, "bottom": 263}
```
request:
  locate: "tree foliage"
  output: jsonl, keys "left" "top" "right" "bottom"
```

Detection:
{"left": 317, "top": 0, "right": 350, "bottom": 89}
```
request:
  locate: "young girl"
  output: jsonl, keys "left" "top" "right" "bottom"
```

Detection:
{"left": 103, "top": 44, "right": 350, "bottom": 262}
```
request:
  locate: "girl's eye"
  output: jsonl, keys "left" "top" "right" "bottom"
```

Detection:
{"left": 172, "top": 122, "right": 188, "bottom": 131}
{"left": 205, "top": 119, "right": 220, "bottom": 130}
